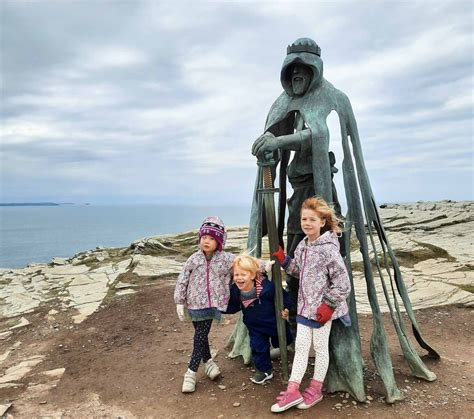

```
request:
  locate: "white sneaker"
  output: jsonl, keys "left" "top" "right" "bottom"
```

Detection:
{"left": 270, "top": 346, "right": 294, "bottom": 359}
{"left": 204, "top": 359, "right": 221, "bottom": 380}
{"left": 182, "top": 370, "right": 196, "bottom": 393}
{"left": 270, "top": 348, "right": 280, "bottom": 360}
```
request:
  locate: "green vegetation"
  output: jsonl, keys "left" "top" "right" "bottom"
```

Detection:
{"left": 350, "top": 240, "right": 454, "bottom": 272}
{"left": 455, "top": 283, "right": 474, "bottom": 294}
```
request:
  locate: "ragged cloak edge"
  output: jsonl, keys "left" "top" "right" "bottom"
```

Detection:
{"left": 232, "top": 77, "right": 439, "bottom": 403}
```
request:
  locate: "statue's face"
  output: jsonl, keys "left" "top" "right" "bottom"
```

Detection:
{"left": 291, "top": 64, "right": 312, "bottom": 96}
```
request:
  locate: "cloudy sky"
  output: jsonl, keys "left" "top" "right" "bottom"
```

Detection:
{"left": 1, "top": 0, "right": 472, "bottom": 206}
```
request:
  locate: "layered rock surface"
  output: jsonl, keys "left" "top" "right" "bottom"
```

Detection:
{"left": 0, "top": 200, "right": 472, "bottom": 395}
{"left": 1, "top": 201, "right": 472, "bottom": 327}
{"left": 350, "top": 200, "right": 473, "bottom": 312}
{"left": 0, "top": 199, "right": 472, "bottom": 416}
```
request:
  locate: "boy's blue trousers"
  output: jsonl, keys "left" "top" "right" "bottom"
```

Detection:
{"left": 249, "top": 329, "right": 293, "bottom": 373}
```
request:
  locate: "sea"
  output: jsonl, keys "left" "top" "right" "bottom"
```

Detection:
{"left": 0, "top": 205, "right": 251, "bottom": 269}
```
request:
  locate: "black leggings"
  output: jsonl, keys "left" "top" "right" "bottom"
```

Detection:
{"left": 189, "top": 319, "right": 213, "bottom": 372}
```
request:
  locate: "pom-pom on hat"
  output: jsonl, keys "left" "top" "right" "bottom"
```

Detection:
{"left": 198, "top": 216, "right": 227, "bottom": 251}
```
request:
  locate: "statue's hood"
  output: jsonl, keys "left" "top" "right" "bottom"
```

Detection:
{"left": 280, "top": 51, "right": 323, "bottom": 97}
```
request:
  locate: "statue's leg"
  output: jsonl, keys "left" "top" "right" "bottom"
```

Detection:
{"left": 286, "top": 232, "right": 305, "bottom": 336}
{"left": 332, "top": 183, "right": 343, "bottom": 220}
{"left": 331, "top": 180, "right": 346, "bottom": 257}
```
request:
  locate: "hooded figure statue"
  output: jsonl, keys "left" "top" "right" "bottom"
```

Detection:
{"left": 228, "top": 38, "right": 439, "bottom": 403}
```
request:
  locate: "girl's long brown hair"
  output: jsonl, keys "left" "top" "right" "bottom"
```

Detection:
{"left": 301, "top": 196, "right": 342, "bottom": 234}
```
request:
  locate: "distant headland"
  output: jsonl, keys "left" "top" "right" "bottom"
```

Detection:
{"left": 0, "top": 202, "right": 83, "bottom": 207}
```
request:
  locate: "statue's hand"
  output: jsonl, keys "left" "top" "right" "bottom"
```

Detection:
{"left": 251, "top": 132, "right": 278, "bottom": 158}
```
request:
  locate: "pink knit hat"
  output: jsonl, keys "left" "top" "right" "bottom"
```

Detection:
{"left": 198, "top": 216, "right": 227, "bottom": 251}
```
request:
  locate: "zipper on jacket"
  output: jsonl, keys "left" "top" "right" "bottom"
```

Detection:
{"left": 206, "top": 259, "right": 212, "bottom": 307}
{"left": 298, "top": 248, "right": 308, "bottom": 315}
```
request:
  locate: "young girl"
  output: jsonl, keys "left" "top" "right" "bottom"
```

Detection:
{"left": 174, "top": 216, "right": 235, "bottom": 393}
{"left": 270, "top": 196, "right": 351, "bottom": 413}
{"left": 225, "top": 254, "right": 293, "bottom": 385}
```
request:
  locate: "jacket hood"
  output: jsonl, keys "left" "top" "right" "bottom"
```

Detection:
{"left": 280, "top": 37, "right": 323, "bottom": 97}
{"left": 308, "top": 231, "right": 340, "bottom": 249}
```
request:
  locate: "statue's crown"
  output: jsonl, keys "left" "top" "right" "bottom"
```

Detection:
{"left": 287, "top": 38, "right": 321, "bottom": 56}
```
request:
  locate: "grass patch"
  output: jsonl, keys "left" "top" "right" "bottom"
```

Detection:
{"left": 455, "top": 284, "right": 474, "bottom": 294}
{"left": 454, "top": 264, "right": 474, "bottom": 272}
{"left": 124, "top": 232, "right": 198, "bottom": 259}
{"left": 413, "top": 241, "right": 455, "bottom": 261}
{"left": 349, "top": 240, "right": 454, "bottom": 272}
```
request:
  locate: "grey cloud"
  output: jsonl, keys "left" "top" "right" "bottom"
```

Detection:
{"left": 1, "top": 0, "right": 472, "bottom": 205}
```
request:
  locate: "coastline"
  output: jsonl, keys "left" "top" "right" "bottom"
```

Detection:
{"left": 1, "top": 200, "right": 472, "bottom": 319}
{"left": 0, "top": 204, "right": 252, "bottom": 269}
{"left": 0, "top": 200, "right": 472, "bottom": 417}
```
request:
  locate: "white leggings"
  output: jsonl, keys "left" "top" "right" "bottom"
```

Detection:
{"left": 289, "top": 321, "right": 332, "bottom": 384}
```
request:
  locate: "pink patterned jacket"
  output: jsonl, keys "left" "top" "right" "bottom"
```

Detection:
{"left": 285, "top": 231, "right": 350, "bottom": 321}
{"left": 174, "top": 250, "right": 235, "bottom": 311}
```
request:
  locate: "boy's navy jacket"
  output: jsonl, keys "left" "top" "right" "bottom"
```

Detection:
{"left": 225, "top": 277, "right": 292, "bottom": 336}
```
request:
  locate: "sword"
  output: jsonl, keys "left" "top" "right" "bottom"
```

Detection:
{"left": 257, "top": 154, "right": 289, "bottom": 382}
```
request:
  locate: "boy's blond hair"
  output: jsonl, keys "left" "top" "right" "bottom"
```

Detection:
{"left": 301, "top": 196, "right": 342, "bottom": 234}
{"left": 232, "top": 254, "right": 260, "bottom": 277}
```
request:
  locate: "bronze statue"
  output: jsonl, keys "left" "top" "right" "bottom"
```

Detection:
{"left": 228, "top": 37, "right": 439, "bottom": 403}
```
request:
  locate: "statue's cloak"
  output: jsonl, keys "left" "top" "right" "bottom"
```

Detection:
{"left": 247, "top": 48, "right": 439, "bottom": 403}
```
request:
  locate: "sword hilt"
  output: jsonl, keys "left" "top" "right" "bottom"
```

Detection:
{"left": 262, "top": 166, "right": 272, "bottom": 189}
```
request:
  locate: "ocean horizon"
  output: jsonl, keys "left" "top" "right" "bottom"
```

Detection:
{"left": 2, "top": 199, "right": 467, "bottom": 269}
{"left": 0, "top": 204, "right": 251, "bottom": 269}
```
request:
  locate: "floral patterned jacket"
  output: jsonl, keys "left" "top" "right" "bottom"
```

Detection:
{"left": 174, "top": 250, "right": 235, "bottom": 311}
{"left": 285, "top": 231, "right": 350, "bottom": 321}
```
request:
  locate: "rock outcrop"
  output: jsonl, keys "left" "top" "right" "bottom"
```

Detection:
{"left": 0, "top": 201, "right": 472, "bottom": 325}
{"left": 0, "top": 200, "right": 472, "bottom": 395}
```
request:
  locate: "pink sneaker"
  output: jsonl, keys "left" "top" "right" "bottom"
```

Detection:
{"left": 297, "top": 379, "right": 323, "bottom": 409}
{"left": 270, "top": 381, "right": 303, "bottom": 413}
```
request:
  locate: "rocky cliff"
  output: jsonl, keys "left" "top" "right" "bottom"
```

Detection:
{"left": 1, "top": 200, "right": 472, "bottom": 329}
{"left": 0, "top": 200, "right": 473, "bottom": 416}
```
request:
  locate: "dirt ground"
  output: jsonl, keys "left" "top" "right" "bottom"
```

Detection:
{"left": 1, "top": 278, "right": 473, "bottom": 418}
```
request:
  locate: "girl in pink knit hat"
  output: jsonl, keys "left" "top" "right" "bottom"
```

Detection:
{"left": 174, "top": 216, "right": 235, "bottom": 393}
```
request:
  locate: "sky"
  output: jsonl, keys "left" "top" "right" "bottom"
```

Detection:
{"left": 1, "top": 0, "right": 473, "bottom": 206}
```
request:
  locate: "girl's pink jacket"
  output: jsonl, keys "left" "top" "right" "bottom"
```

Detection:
{"left": 285, "top": 231, "right": 351, "bottom": 321}
{"left": 174, "top": 250, "right": 235, "bottom": 311}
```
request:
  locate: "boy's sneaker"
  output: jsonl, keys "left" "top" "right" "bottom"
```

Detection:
{"left": 204, "top": 359, "right": 221, "bottom": 380}
{"left": 182, "top": 370, "right": 196, "bottom": 393}
{"left": 250, "top": 370, "right": 273, "bottom": 384}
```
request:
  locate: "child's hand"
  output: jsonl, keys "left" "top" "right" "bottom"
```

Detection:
{"left": 281, "top": 309, "right": 289, "bottom": 320}
{"left": 272, "top": 246, "right": 286, "bottom": 265}
{"left": 316, "top": 303, "right": 334, "bottom": 324}
{"left": 265, "top": 260, "right": 275, "bottom": 272}
{"left": 176, "top": 304, "right": 185, "bottom": 322}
